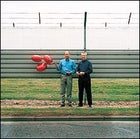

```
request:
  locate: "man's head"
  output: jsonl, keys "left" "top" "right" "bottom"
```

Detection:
{"left": 81, "top": 51, "right": 87, "bottom": 61}
{"left": 64, "top": 51, "right": 70, "bottom": 59}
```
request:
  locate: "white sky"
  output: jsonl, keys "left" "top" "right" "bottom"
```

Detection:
{"left": 1, "top": 1, "right": 139, "bottom": 13}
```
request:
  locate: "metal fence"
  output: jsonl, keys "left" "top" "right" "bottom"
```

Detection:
{"left": 1, "top": 12, "right": 139, "bottom": 28}
{"left": 1, "top": 49, "right": 139, "bottom": 78}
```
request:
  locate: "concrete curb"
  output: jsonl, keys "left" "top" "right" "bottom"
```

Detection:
{"left": 1, "top": 116, "right": 139, "bottom": 121}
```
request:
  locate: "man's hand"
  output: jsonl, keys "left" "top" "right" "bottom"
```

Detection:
{"left": 76, "top": 72, "right": 85, "bottom": 76}
{"left": 80, "top": 72, "right": 85, "bottom": 75}
{"left": 53, "top": 62, "right": 58, "bottom": 67}
{"left": 66, "top": 72, "right": 71, "bottom": 75}
{"left": 76, "top": 72, "right": 80, "bottom": 75}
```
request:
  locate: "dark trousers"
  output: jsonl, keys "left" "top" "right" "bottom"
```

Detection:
{"left": 78, "top": 77, "right": 92, "bottom": 105}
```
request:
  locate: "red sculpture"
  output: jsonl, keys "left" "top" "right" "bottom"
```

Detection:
{"left": 31, "top": 54, "right": 53, "bottom": 72}
{"left": 36, "top": 63, "right": 47, "bottom": 72}
{"left": 31, "top": 55, "right": 42, "bottom": 62}
{"left": 44, "top": 55, "right": 53, "bottom": 65}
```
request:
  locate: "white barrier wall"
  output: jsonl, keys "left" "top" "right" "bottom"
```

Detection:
{"left": 1, "top": 27, "right": 139, "bottom": 50}
{"left": 1, "top": 49, "right": 139, "bottom": 78}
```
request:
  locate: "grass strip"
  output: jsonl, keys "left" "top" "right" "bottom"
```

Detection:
{"left": 1, "top": 107, "right": 139, "bottom": 117}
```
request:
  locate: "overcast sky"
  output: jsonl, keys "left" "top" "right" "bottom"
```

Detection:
{"left": 1, "top": 1, "right": 139, "bottom": 13}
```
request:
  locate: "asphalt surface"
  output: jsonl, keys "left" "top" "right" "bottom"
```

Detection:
{"left": 1, "top": 116, "right": 139, "bottom": 138}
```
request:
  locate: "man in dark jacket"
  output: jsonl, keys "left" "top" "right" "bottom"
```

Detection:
{"left": 76, "top": 52, "right": 93, "bottom": 108}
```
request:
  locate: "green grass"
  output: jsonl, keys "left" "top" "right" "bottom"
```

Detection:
{"left": 1, "top": 78, "right": 139, "bottom": 116}
{"left": 1, "top": 78, "right": 139, "bottom": 101}
{"left": 1, "top": 107, "right": 139, "bottom": 116}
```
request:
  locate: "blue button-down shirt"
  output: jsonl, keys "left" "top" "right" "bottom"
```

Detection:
{"left": 57, "top": 59, "right": 76, "bottom": 75}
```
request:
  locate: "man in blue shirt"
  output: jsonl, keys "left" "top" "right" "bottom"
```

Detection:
{"left": 76, "top": 52, "right": 93, "bottom": 108}
{"left": 54, "top": 51, "right": 76, "bottom": 107}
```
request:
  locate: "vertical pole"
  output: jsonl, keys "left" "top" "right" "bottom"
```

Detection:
{"left": 84, "top": 12, "right": 87, "bottom": 105}
{"left": 105, "top": 22, "right": 107, "bottom": 27}
{"left": 60, "top": 22, "right": 62, "bottom": 28}
{"left": 128, "top": 12, "right": 132, "bottom": 24}
{"left": 39, "top": 12, "right": 41, "bottom": 24}
{"left": 84, "top": 12, "right": 87, "bottom": 52}
{"left": 13, "top": 22, "right": 15, "bottom": 28}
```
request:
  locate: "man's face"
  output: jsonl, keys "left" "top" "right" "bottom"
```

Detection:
{"left": 64, "top": 51, "right": 70, "bottom": 59}
{"left": 81, "top": 53, "right": 87, "bottom": 61}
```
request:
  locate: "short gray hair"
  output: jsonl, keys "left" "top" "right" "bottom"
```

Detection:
{"left": 81, "top": 51, "right": 87, "bottom": 55}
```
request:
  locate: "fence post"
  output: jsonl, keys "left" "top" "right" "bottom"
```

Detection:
{"left": 105, "top": 22, "right": 107, "bottom": 27}
{"left": 60, "top": 22, "right": 62, "bottom": 28}
{"left": 84, "top": 12, "right": 87, "bottom": 52}
{"left": 38, "top": 12, "right": 41, "bottom": 24}
{"left": 84, "top": 12, "right": 87, "bottom": 105}
{"left": 13, "top": 22, "right": 15, "bottom": 28}
{"left": 128, "top": 12, "right": 132, "bottom": 24}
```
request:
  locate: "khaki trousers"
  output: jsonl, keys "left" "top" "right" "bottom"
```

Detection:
{"left": 60, "top": 74, "right": 72, "bottom": 105}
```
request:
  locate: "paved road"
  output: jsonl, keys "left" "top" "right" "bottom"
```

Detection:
{"left": 1, "top": 121, "right": 139, "bottom": 138}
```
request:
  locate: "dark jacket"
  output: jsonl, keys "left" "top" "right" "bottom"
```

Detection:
{"left": 77, "top": 59, "right": 93, "bottom": 80}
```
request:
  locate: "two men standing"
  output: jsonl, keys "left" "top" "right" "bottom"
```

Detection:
{"left": 55, "top": 51, "right": 93, "bottom": 108}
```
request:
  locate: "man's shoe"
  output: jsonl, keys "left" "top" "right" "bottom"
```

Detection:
{"left": 89, "top": 105, "right": 93, "bottom": 108}
{"left": 60, "top": 104, "right": 65, "bottom": 107}
{"left": 77, "top": 104, "right": 83, "bottom": 107}
{"left": 68, "top": 104, "right": 72, "bottom": 107}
